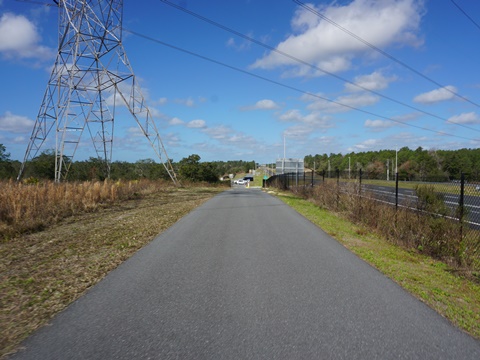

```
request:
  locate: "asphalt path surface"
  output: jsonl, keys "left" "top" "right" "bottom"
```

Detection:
{"left": 10, "top": 188, "right": 480, "bottom": 359}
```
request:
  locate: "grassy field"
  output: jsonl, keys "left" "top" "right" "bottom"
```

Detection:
{"left": 270, "top": 190, "right": 480, "bottom": 340}
{"left": 0, "top": 185, "right": 224, "bottom": 358}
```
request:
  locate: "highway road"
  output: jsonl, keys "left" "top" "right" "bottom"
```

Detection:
{"left": 360, "top": 183, "right": 480, "bottom": 226}
{"left": 10, "top": 188, "right": 480, "bottom": 359}
{"left": 303, "top": 174, "right": 480, "bottom": 225}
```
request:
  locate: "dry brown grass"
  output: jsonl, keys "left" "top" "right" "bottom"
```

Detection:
{"left": 290, "top": 183, "right": 479, "bottom": 275}
{"left": 0, "top": 182, "right": 225, "bottom": 358}
{"left": 0, "top": 179, "right": 177, "bottom": 239}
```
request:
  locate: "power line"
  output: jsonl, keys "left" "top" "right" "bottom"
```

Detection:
{"left": 450, "top": 0, "right": 480, "bottom": 32}
{"left": 292, "top": 0, "right": 480, "bottom": 109}
{"left": 158, "top": 0, "right": 480, "bottom": 133}
{"left": 123, "top": 28, "right": 479, "bottom": 144}
{"left": 15, "top": 0, "right": 58, "bottom": 7}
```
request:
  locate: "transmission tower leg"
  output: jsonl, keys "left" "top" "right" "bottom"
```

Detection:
{"left": 17, "top": 0, "right": 178, "bottom": 184}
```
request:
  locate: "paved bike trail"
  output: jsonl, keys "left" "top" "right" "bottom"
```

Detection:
{"left": 10, "top": 188, "right": 480, "bottom": 359}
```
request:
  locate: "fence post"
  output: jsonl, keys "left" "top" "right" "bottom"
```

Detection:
{"left": 460, "top": 172, "right": 465, "bottom": 240}
{"left": 322, "top": 170, "right": 325, "bottom": 183}
{"left": 335, "top": 168, "right": 340, "bottom": 209}
{"left": 356, "top": 169, "right": 362, "bottom": 218}
{"left": 395, "top": 172, "right": 399, "bottom": 209}
{"left": 311, "top": 169, "right": 314, "bottom": 187}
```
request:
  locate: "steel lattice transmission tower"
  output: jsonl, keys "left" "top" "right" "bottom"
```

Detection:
{"left": 17, "top": 0, "right": 178, "bottom": 184}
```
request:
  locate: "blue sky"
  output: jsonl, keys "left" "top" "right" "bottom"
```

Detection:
{"left": 1, "top": 0, "right": 480, "bottom": 165}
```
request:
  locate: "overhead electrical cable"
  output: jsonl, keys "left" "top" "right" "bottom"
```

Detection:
{"left": 292, "top": 0, "right": 480, "bottom": 109}
{"left": 15, "top": 0, "right": 58, "bottom": 7}
{"left": 450, "top": 0, "right": 480, "bottom": 32}
{"left": 123, "top": 28, "right": 479, "bottom": 143}
{"left": 159, "top": 0, "right": 480, "bottom": 133}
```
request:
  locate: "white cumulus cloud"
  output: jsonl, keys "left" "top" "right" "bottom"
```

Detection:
{"left": 0, "top": 111, "right": 35, "bottom": 133}
{"left": 0, "top": 12, "right": 53, "bottom": 60}
{"left": 278, "top": 109, "right": 335, "bottom": 137}
{"left": 352, "top": 138, "right": 382, "bottom": 150}
{"left": 187, "top": 119, "right": 207, "bottom": 128}
{"left": 447, "top": 112, "right": 480, "bottom": 125}
{"left": 345, "top": 71, "right": 397, "bottom": 93}
{"left": 241, "top": 99, "right": 280, "bottom": 111}
{"left": 252, "top": 0, "right": 424, "bottom": 76}
{"left": 126, "top": 127, "right": 145, "bottom": 137}
{"left": 364, "top": 119, "right": 395, "bottom": 131}
{"left": 303, "top": 92, "right": 379, "bottom": 113}
{"left": 156, "top": 97, "right": 168, "bottom": 106}
{"left": 202, "top": 125, "right": 256, "bottom": 145}
{"left": 175, "top": 97, "right": 196, "bottom": 107}
{"left": 413, "top": 85, "right": 457, "bottom": 104}
{"left": 279, "top": 109, "right": 304, "bottom": 122}
{"left": 284, "top": 124, "right": 316, "bottom": 139}
{"left": 169, "top": 117, "right": 184, "bottom": 125}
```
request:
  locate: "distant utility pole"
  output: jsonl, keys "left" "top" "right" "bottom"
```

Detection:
{"left": 18, "top": 0, "right": 178, "bottom": 184}
{"left": 387, "top": 159, "right": 389, "bottom": 181}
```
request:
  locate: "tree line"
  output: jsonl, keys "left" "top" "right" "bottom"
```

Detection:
{"left": 3, "top": 143, "right": 480, "bottom": 183}
{"left": 305, "top": 147, "right": 480, "bottom": 181}
{"left": 0, "top": 144, "right": 256, "bottom": 183}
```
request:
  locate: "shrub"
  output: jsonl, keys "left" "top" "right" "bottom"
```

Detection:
{"left": 415, "top": 184, "right": 449, "bottom": 216}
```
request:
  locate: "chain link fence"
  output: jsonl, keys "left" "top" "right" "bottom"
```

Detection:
{"left": 266, "top": 170, "right": 480, "bottom": 274}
